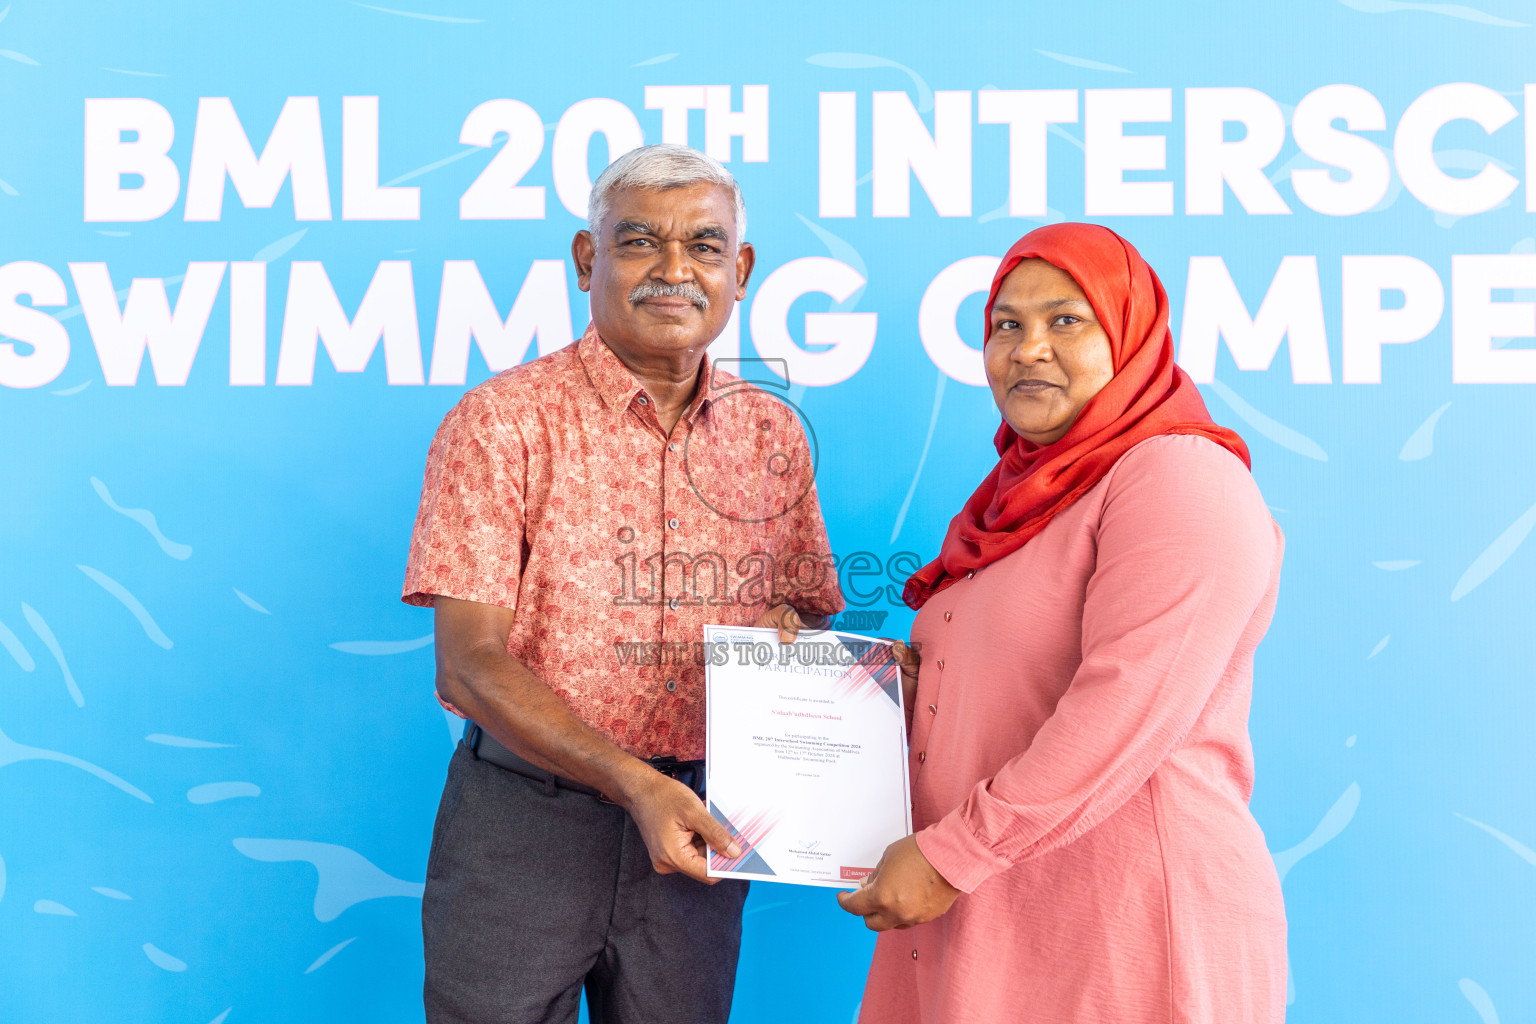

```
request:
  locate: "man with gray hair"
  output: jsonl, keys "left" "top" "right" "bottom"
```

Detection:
{"left": 402, "top": 143, "right": 844, "bottom": 1023}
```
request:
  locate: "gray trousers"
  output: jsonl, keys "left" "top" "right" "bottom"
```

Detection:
{"left": 423, "top": 743, "right": 750, "bottom": 1024}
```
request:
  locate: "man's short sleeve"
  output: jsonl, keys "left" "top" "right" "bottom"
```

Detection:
{"left": 402, "top": 391, "right": 526, "bottom": 610}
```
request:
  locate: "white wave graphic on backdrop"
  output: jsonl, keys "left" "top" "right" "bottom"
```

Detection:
{"left": 1272, "top": 782, "right": 1361, "bottom": 883}
{"left": 90, "top": 478, "right": 193, "bottom": 559}
{"left": 34, "top": 899, "right": 76, "bottom": 916}
{"left": 0, "top": 723, "right": 152, "bottom": 801}
{"left": 233, "top": 839, "right": 424, "bottom": 921}
{"left": 1033, "top": 49, "right": 1133, "bottom": 74}
{"left": 1455, "top": 813, "right": 1536, "bottom": 868}
{"left": 1459, "top": 978, "right": 1501, "bottom": 1024}
{"left": 1450, "top": 499, "right": 1536, "bottom": 601}
{"left": 632, "top": 53, "right": 678, "bottom": 67}
{"left": 1207, "top": 380, "right": 1329, "bottom": 461}
{"left": 233, "top": 589, "right": 272, "bottom": 614}
{"left": 330, "top": 634, "right": 434, "bottom": 655}
{"left": 1337, "top": 0, "right": 1528, "bottom": 27}
{"left": 978, "top": 200, "right": 1067, "bottom": 224}
{"left": 252, "top": 228, "right": 308, "bottom": 263}
{"left": 1271, "top": 783, "right": 1361, "bottom": 1007}
{"left": 1047, "top": 124, "right": 1085, "bottom": 152}
{"left": 146, "top": 733, "right": 236, "bottom": 748}
{"left": 77, "top": 565, "right": 174, "bottom": 649}
{"left": 796, "top": 214, "right": 868, "bottom": 310}
{"left": 92, "top": 886, "right": 131, "bottom": 900}
{"left": 1399, "top": 402, "right": 1451, "bottom": 461}
{"left": 350, "top": 2, "right": 484, "bottom": 23}
{"left": 384, "top": 148, "right": 480, "bottom": 187}
{"left": 21, "top": 603, "right": 83, "bottom": 706}
{"left": 806, "top": 53, "right": 933, "bottom": 112}
{"left": 188, "top": 782, "right": 261, "bottom": 804}
{"left": 0, "top": 616, "right": 34, "bottom": 670}
{"left": 304, "top": 937, "right": 357, "bottom": 974}
{"left": 142, "top": 942, "right": 188, "bottom": 972}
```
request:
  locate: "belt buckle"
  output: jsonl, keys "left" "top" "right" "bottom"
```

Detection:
{"left": 648, "top": 755, "right": 682, "bottom": 781}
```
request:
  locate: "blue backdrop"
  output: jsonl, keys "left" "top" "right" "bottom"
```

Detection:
{"left": 2, "top": 2, "right": 1533, "bottom": 1022}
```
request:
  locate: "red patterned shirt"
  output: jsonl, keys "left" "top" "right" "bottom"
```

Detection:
{"left": 403, "top": 324, "right": 845, "bottom": 759}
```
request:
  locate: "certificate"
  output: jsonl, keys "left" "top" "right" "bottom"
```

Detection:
{"left": 704, "top": 625, "right": 913, "bottom": 889}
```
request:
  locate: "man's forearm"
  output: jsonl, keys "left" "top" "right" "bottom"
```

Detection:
{"left": 439, "top": 645, "right": 658, "bottom": 809}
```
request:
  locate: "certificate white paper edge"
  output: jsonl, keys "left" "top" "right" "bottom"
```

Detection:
{"left": 703, "top": 624, "right": 913, "bottom": 889}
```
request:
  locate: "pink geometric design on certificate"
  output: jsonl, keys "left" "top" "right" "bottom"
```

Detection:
{"left": 708, "top": 803, "right": 782, "bottom": 872}
{"left": 828, "top": 640, "right": 899, "bottom": 703}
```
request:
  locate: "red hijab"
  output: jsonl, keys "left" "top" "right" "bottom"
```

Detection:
{"left": 903, "top": 223, "right": 1250, "bottom": 610}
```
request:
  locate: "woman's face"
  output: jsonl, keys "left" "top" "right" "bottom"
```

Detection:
{"left": 985, "top": 258, "right": 1115, "bottom": 446}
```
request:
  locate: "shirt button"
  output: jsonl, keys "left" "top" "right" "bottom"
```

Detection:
{"left": 966, "top": 570, "right": 975, "bottom": 579}
{"left": 911, "top": 949, "right": 918, "bottom": 960}
{"left": 637, "top": 395, "right": 649, "bottom": 406}
{"left": 668, "top": 442, "right": 677, "bottom": 452}
{"left": 936, "top": 659, "right": 944, "bottom": 670}
{"left": 918, "top": 751, "right": 926, "bottom": 763}
{"left": 944, "top": 611, "right": 952, "bottom": 622}
{"left": 668, "top": 517, "right": 679, "bottom": 529}
{"left": 928, "top": 704, "right": 937, "bottom": 715}
{"left": 669, "top": 597, "right": 680, "bottom": 610}
{"left": 665, "top": 679, "right": 677, "bottom": 692}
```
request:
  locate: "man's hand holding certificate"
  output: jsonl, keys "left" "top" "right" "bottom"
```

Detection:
{"left": 704, "top": 625, "right": 913, "bottom": 888}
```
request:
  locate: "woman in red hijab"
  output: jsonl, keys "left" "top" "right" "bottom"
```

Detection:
{"left": 839, "top": 224, "right": 1288, "bottom": 1023}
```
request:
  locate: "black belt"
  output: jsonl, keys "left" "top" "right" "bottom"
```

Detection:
{"left": 463, "top": 721, "right": 706, "bottom": 801}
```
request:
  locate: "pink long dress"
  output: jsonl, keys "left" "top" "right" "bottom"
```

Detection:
{"left": 860, "top": 434, "right": 1288, "bottom": 1024}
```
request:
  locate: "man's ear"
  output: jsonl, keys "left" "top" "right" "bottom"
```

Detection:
{"left": 572, "top": 230, "right": 596, "bottom": 292}
{"left": 735, "top": 241, "right": 756, "bottom": 301}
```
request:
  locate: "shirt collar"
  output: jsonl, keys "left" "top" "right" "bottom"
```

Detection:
{"left": 576, "top": 322, "right": 717, "bottom": 422}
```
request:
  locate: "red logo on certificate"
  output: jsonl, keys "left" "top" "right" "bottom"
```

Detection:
{"left": 840, "top": 866, "right": 873, "bottom": 881}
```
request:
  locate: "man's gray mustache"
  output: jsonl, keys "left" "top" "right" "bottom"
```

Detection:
{"left": 629, "top": 281, "right": 710, "bottom": 309}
